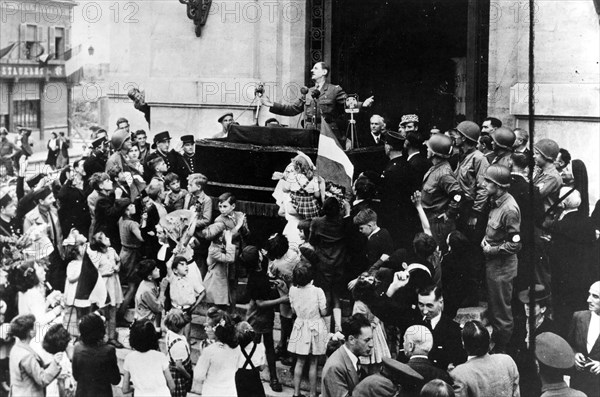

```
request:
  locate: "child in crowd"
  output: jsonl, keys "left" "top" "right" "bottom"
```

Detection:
{"left": 42, "top": 324, "right": 74, "bottom": 397}
{"left": 164, "top": 173, "right": 187, "bottom": 213}
{"left": 203, "top": 224, "right": 236, "bottom": 310}
{"left": 352, "top": 272, "right": 391, "bottom": 375}
{"left": 353, "top": 208, "right": 394, "bottom": 267}
{"left": 184, "top": 173, "right": 212, "bottom": 229}
{"left": 164, "top": 309, "right": 193, "bottom": 397}
{"left": 122, "top": 320, "right": 175, "bottom": 397}
{"left": 193, "top": 308, "right": 241, "bottom": 396}
{"left": 118, "top": 202, "right": 144, "bottom": 325}
{"left": 213, "top": 193, "right": 249, "bottom": 308}
{"left": 240, "top": 245, "right": 284, "bottom": 392}
{"left": 147, "top": 157, "right": 168, "bottom": 183}
{"left": 134, "top": 259, "right": 165, "bottom": 327}
{"left": 235, "top": 321, "right": 266, "bottom": 397}
{"left": 61, "top": 229, "right": 87, "bottom": 337}
{"left": 265, "top": 233, "right": 300, "bottom": 366}
{"left": 287, "top": 263, "right": 327, "bottom": 397}
{"left": 273, "top": 153, "right": 322, "bottom": 219}
{"left": 168, "top": 256, "right": 205, "bottom": 342}
{"left": 89, "top": 231, "right": 123, "bottom": 348}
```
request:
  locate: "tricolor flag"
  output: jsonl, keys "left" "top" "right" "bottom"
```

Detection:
{"left": 74, "top": 246, "right": 108, "bottom": 308}
{"left": 65, "top": 44, "right": 84, "bottom": 84}
{"left": 0, "top": 43, "right": 17, "bottom": 59}
{"left": 316, "top": 117, "right": 354, "bottom": 193}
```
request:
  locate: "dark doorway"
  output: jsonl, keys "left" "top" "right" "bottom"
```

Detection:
{"left": 327, "top": 0, "right": 485, "bottom": 134}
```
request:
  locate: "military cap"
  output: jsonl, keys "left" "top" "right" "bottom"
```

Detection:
{"left": 151, "top": 131, "right": 171, "bottom": 149}
{"left": 382, "top": 358, "right": 423, "bottom": 383}
{"left": 535, "top": 332, "right": 575, "bottom": 369}
{"left": 400, "top": 114, "right": 419, "bottom": 125}
{"left": 91, "top": 136, "right": 108, "bottom": 149}
{"left": 383, "top": 130, "right": 405, "bottom": 146}
{"left": 181, "top": 135, "right": 195, "bottom": 145}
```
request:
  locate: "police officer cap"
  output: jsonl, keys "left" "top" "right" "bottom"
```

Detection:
{"left": 151, "top": 131, "right": 171, "bottom": 149}
{"left": 181, "top": 135, "right": 195, "bottom": 145}
{"left": 382, "top": 357, "right": 423, "bottom": 383}
{"left": 91, "top": 136, "right": 108, "bottom": 149}
{"left": 518, "top": 284, "right": 550, "bottom": 304}
{"left": 383, "top": 130, "right": 405, "bottom": 146}
{"left": 535, "top": 332, "right": 575, "bottom": 369}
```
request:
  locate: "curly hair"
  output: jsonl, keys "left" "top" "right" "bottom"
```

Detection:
{"left": 10, "top": 314, "right": 36, "bottom": 339}
{"left": 89, "top": 172, "right": 110, "bottom": 192}
{"left": 129, "top": 320, "right": 159, "bottom": 352}
{"left": 264, "top": 233, "right": 289, "bottom": 261}
{"left": 8, "top": 262, "right": 40, "bottom": 293}
{"left": 164, "top": 309, "right": 188, "bottom": 333}
{"left": 206, "top": 307, "right": 238, "bottom": 348}
{"left": 42, "top": 324, "right": 71, "bottom": 354}
{"left": 352, "top": 273, "right": 378, "bottom": 303}
{"left": 292, "top": 155, "right": 314, "bottom": 180}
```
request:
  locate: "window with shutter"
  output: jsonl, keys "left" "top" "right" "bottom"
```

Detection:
{"left": 48, "top": 27, "right": 56, "bottom": 57}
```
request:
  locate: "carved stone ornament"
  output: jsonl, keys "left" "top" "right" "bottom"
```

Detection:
{"left": 179, "top": 0, "right": 212, "bottom": 37}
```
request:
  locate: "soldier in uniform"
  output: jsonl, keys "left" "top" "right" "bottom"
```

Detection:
{"left": 421, "top": 134, "right": 462, "bottom": 253}
{"left": 171, "top": 135, "right": 202, "bottom": 189}
{"left": 490, "top": 127, "right": 516, "bottom": 168}
{"left": 533, "top": 138, "right": 562, "bottom": 213}
{"left": 481, "top": 164, "right": 522, "bottom": 354}
{"left": 449, "top": 120, "right": 489, "bottom": 243}
{"left": 261, "top": 62, "right": 373, "bottom": 144}
{"left": 83, "top": 135, "right": 110, "bottom": 183}
{"left": 536, "top": 332, "right": 586, "bottom": 397}
{"left": 379, "top": 130, "right": 422, "bottom": 249}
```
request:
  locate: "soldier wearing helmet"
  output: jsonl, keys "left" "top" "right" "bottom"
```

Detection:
{"left": 421, "top": 134, "right": 463, "bottom": 252}
{"left": 105, "top": 128, "right": 145, "bottom": 200}
{"left": 449, "top": 121, "right": 490, "bottom": 242}
{"left": 533, "top": 138, "right": 562, "bottom": 212}
{"left": 481, "top": 164, "right": 522, "bottom": 354}
{"left": 490, "top": 127, "right": 516, "bottom": 168}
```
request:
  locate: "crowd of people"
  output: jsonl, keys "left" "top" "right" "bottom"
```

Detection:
{"left": 0, "top": 103, "right": 599, "bottom": 397}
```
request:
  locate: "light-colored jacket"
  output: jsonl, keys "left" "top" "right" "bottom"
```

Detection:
{"left": 9, "top": 339, "right": 61, "bottom": 397}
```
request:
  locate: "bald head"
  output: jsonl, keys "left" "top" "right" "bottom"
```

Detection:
{"left": 403, "top": 325, "right": 433, "bottom": 357}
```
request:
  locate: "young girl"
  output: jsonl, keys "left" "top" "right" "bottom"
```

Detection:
{"left": 61, "top": 229, "right": 87, "bottom": 337}
{"left": 235, "top": 321, "right": 265, "bottom": 397}
{"left": 122, "top": 320, "right": 175, "bottom": 397}
{"left": 164, "top": 309, "right": 193, "bottom": 397}
{"left": 89, "top": 231, "right": 123, "bottom": 348}
{"left": 273, "top": 153, "right": 322, "bottom": 220}
{"left": 287, "top": 263, "right": 327, "bottom": 397}
{"left": 118, "top": 202, "right": 144, "bottom": 323}
{"left": 352, "top": 272, "right": 391, "bottom": 375}
{"left": 193, "top": 308, "right": 241, "bottom": 396}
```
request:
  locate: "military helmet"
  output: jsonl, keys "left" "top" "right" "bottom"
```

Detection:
{"left": 484, "top": 164, "right": 511, "bottom": 188}
{"left": 426, "top": 134, "right": 453, "bottom": 158}
{"left": 456, "top": 121, "right": 481, "bottom": 143}
{"left": 534, "top": 138, "right": 560, "bottom": 161}
{"left": 491, "top": 127, "right": 516, "bottom": 149}
{"left": 111, "top": 129, "right": 130, "bottom": 151}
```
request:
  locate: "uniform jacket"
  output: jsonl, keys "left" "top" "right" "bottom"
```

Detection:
{"left": 422, "top": 161, "right": 462, "bottom": 216}
{"left": 455, "top": 148, "right": 489, "bottom": 214}
{"left": 451, "top": 353, "right": 520, "bottom": 397}
{"left": 484, "top": 191, "right": 522, "bottom": 256}
{"left": 568, "top": 310, "right": 600, "bottom": 396}
{"left": 171, "top": 151, "right": 203, "bottom": 190}
{"left": 533, "top": 164, "right": 562, "bottom": 212}
{"left": 321, "top": 346, "right": 361, "bottom": 397}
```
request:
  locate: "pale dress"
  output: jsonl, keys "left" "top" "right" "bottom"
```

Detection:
{"left": 95, "top": 247, "right": 124, "bottom": 306}
{"left": 287, "top": 284, "right": 328, "bottom": 355}
{"left": 353, "top": 300, "right": 391, "bottom": 365}
{"left": 193, "top": 342, "right": 242, "bottom": 396}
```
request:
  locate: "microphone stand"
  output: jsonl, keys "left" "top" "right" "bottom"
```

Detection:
{"left": 254, "top": 92, "right": 262, "bottom": 126}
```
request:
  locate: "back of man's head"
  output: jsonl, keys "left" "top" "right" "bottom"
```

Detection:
{"left": 404, "top": 325, "right": 433, "bottom": 356}
{"left": 462, "top": 320, "right": 490, "bottom": 356}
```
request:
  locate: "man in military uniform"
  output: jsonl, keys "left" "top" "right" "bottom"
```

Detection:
{"left": 144, "top": 131, "right": 175, "bottom": 181}
{"left": 261, "top": 62, "right": 374, "bottom": 144}
{"left": 421, "top": 134, "right": 462, "bottom": 252}
{"left": 352, "top": 357, "right": 424, "bottom": 396}
{"left": 481, "top": 164, "right": 522, "bottom": 354}
{"left": 533, "top": 138, "right": 562, "bottom": 213}
{"left": 490, "top": 127, "right": 516, "bottom": 168}
{"left": 536, "top": 332, "right": 586, "bottom": 397}
{"left": 449, "top": 120, "right": 489, "bottom": 243}
{"left": 399, "top": 114, "right": 419, "bottom": 135}
{"left": 379, "top": 130, "right": 422, "bottom": 249}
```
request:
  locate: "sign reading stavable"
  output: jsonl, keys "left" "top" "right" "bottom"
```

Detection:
{"left": 1, "top": 64, "right": 65, "bottom": 78}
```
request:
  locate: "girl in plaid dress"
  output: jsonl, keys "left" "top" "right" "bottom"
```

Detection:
{"left": 273, "top": 154, "right": 323, "bottom": 219}
{"left": 164, "top": 309, "right": 193, "bottom": 397}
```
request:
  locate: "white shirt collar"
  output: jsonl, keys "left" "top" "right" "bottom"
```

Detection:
{"left": 407, "top": 152, "right": 419, "bottom": 162}
{"left": 430, "top": 313, "right": 442, "bottom": 330}
{"left": 587, "top": 311, "right": 600, "bottom": 354}
{"left": 368, "top": 227, "right": 381, "bottom": 240}
{"left": 342, "top": 344, "right": 359, "bottom": 371}
{"left": 410, "top": 355, "right": 429, "bottom": 360}
{"left": 558, "top": 208, "right": 578, "bottom": 221}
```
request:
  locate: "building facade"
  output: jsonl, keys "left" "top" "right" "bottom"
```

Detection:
{"left": 0, "top": 0, "right": 76, "bottom": 152}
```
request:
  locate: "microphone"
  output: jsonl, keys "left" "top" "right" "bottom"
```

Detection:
{"left": 300, "top": 86, "right": 309, "bottom": 95}
{"left": 312, "top": 89, "right": 321, "bottom": 99}
{"left": 254, "top": 82, "right": 264, "bottom": 124}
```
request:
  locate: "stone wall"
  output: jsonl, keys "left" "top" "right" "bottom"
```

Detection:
{"left": 104, "top": 0, "right": 307, "bottom": 139}
{"left": 487, "top": 0, "right": 600, "bottom": 207}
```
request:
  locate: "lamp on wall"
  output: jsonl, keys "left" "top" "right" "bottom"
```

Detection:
{"left": 179, "top": 0, "right": 212, "bottom": 37}
{"left": 88, "top": 45, "right": 94, "bottom": 56}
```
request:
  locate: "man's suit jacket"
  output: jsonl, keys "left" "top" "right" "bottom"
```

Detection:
{"left": 23, "top": 205, "right": 64, "bottom": 256}
{"left": 427, "top": 315, "right": 468, "bottom": 370}
{"left": 366, "top": 228, "right": 394, "bottom": 266}
{"left": 357, "top": 130, "right": 385, "bottom": 148}
{"left": 568, "top": 310, "right": 600, "bottom": 396}
{"left": 408, "top": 356, "right": 453, "bottom": 391}
{"left": 451, "top": 353, "right": 520, "bottom": 397}
{"left": 321, "top": 346, "right": 361, "bottom": 397}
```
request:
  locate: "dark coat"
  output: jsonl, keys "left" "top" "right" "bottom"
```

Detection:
{"left": 72, "top": 342, "right": 121, "bottom": 397}
{"left": 171, "top": 151, "right": 203, "bottom": 189}
{"left": 568, "top": 310, "right": 600, "bottom": 397}
{"left": 408, "top": 356, "right": 453, "bottom": 391}
{"left": 93, "top": 193, "right": 130, "bottom": 251}
{"left": 426, "top": 315, "right": 467, "bottom": 371}
{"left": 83, "top": 151, "right": 107, "bottom": 179}
{"left": 57, "top": 180, "right": 90, "bottom": 236}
